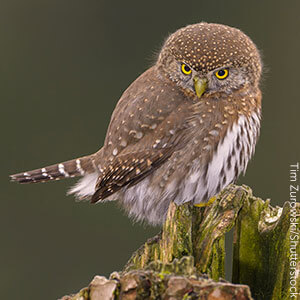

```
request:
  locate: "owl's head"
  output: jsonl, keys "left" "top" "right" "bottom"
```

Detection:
{"left": 157, "top": 23, "right": 262, "bottom": 98}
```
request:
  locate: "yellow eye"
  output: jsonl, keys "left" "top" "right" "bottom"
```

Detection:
{"left": 181, "top": 63, "right": 192, "bottom": 75}
{"left": 215, "top": 69, "right": 229, "bottom": 80}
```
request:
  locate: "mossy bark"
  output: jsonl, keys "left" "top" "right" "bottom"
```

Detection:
{"left": 125, "top": 184, "right": 248, "bottom": 280}
{"left": 60, "top": 185, "right": 300, "bottom": 300}
{"left": 233, "top": 192, "right": 300, "bottom": 300}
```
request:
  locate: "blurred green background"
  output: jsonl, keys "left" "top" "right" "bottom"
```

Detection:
{"left": 1, "top": 0, "right": 299, "bottom": 299}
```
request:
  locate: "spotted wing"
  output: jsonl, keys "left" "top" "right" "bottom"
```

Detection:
{"left": 91, "top": 105, "right": 194, "bottom": 203}
{"left": 91, "top": 147, "right": 174, "bottom": 203}
{"left": 90, "top": 65, "right": 198, "bottom": 202}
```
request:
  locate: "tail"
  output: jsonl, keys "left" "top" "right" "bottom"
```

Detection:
{"left": 10, "top": 155, "right": 95, "bottom": 184}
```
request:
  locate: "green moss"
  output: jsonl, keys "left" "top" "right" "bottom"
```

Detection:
{"left": 113, "top": 284, "right": 120, "bottom": 299}
{"left": 121, "top": 184, "right": 299, "bottom": 299}
{"left": 233, "top": 193, "right": 300, "bottom": 299}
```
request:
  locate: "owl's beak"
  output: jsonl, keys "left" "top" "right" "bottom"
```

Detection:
{"left": 193, "top": 77, "right": 208, "bottom": 98}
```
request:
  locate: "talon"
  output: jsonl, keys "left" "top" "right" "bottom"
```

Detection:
{"left": 194, "top": 196, "right": 217, "bottom": 207}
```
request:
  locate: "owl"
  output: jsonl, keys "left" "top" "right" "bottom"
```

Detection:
{"left": 11, "top": 23, "right": 262, "bottom": 225}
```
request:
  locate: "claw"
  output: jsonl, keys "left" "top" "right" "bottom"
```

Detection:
{"left": 194, "top": 195, "right": 217, "bottom": 207}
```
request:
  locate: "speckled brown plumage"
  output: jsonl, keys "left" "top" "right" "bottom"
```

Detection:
{"left": 11, "top": 22, "right": 263, "bottom": 225}
{"left": 160, "top": 23, "right": 261, "bottom": 74}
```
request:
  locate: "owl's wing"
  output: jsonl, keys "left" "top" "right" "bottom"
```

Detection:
{"left": 91, "top": 110, "right": 193, "bottom": 203}
{"left": 90, "top": 66, "right": 198, "bottom": 203}
{"left": 91, "top": 148, "right": 173, "bottom": 203}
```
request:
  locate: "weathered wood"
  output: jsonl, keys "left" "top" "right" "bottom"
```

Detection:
{"left": 125, "top": 184, "right": 248, "bottom": 281}
{"left": 60, "top": 185, "right": 299, "bottom": 300}
{"left": 61, "top": 257, "right": 253, "bottom": 300}
{"left": 232, "top": 190, "right": 300, "bottom": 300}
{"left": 123, "top": 201, "right": 194, "bottom": 271}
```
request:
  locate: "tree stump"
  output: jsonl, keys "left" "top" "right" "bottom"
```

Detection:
{"left": 60, "top": 185, "right": 300, "bottom": 300}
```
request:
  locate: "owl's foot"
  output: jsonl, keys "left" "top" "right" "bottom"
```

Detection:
{"left": 194, "top": 195, "right": 217, "bottom": 207}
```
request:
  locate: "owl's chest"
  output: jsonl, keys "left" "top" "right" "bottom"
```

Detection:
{"left": 169, "top": 112, "right": 260, "bottom": 205}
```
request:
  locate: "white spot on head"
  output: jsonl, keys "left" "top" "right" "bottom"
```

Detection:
{"left": 113, "top": 148, "right": 118, "bottom": 156}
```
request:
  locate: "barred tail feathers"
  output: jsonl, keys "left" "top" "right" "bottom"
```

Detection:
{"left": 10, "top": 155, "right": 95, "bottom": 184}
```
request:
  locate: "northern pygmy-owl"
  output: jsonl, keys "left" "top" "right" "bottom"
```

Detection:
{"left": 11, "top": 23, "right": 262, "bottom": 225}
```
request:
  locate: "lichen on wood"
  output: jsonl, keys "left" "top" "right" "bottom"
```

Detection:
{"left": 233, "top": 190, "right": 300, "bottom": 300}
{"left": 61, "top": 258, "right": 253, "bottom": 300}
{"left": 60, "top": 184, "right": 299, "bottom": 300}
{"left": 125, "top": 184, "right": 248, "bottom": 280}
